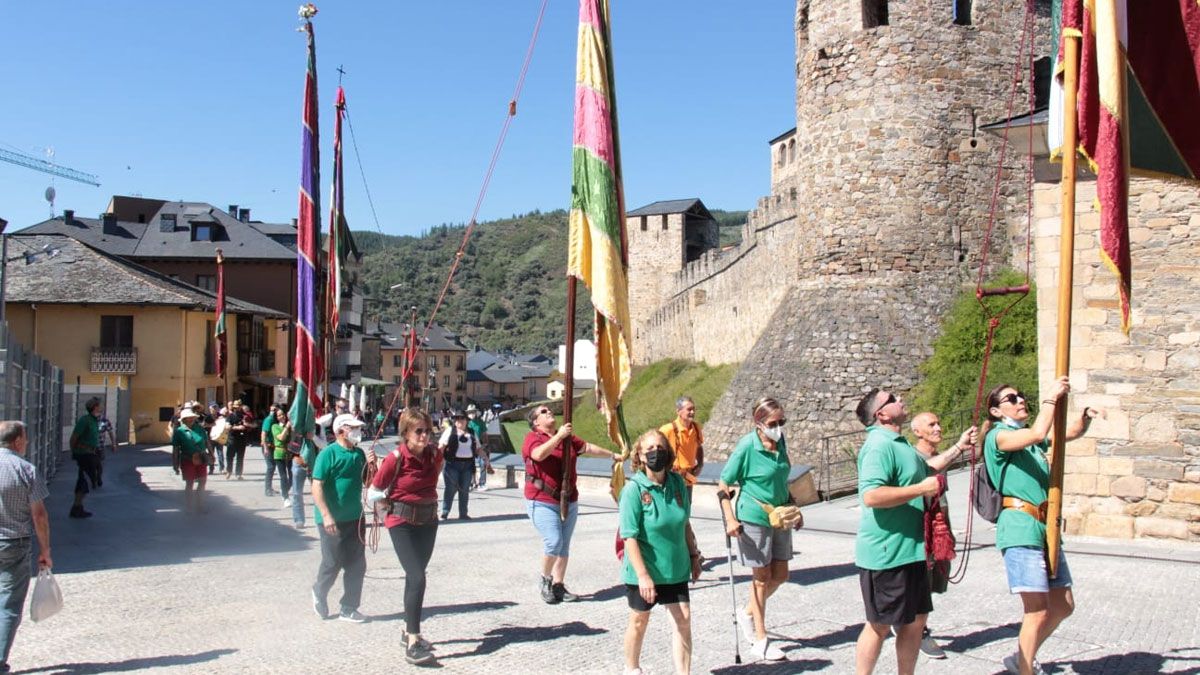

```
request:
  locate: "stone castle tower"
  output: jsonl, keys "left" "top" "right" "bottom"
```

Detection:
{"left": 627, "top": 0, "right": 1045, "bottom": 467}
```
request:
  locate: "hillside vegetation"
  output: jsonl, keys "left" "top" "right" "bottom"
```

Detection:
{"left": 501, "top": 359, "right": 737, "bottom": 453}
{"left": 354, "top": 208, "right": 747, "bottom": 355}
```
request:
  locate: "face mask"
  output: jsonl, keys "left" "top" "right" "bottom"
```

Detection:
{"left": 347, "top": 430, "right": 363, "bottom": 445}
{"left": 644, "top": 449, "right": 670, "bottom": 473}
{"left": 760, "top": 425, "right": 783, "bottom": 442}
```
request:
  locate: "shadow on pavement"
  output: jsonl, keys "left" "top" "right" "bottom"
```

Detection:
{"left": 12, "top": 647, "right": 237, "bottom": 674}
{"left": 48, "top": 446, "right": 309, "bottom": 573}
{"left": 436, "top": 621, "right": 608, "bottom": 660}
{"left": 790, "top": 562, "right": 857, "bottom": 586}
{"left": 803, "top": 623, "right": 860, "bottom": 649}
{"left": 1060, "top": 650, "right": 1200, "bottom": 675}
{"left": 938, "top": 622, "right": 1020, "bottom": 653}
{"left": 437, "top": 513, "right": 527, "bottom": 525}
{"left": 370, "top": 600, "right": 518, "bottom": 623}
{"left": 710, "top": 658, "right": 833, "bottom": 674}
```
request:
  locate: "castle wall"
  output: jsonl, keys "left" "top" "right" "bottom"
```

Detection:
{"left": 627, "top": 212, "right": 685, "bottom": 331}
{"left": 1032, "top": 176, "right": 1200, "bottom": 542}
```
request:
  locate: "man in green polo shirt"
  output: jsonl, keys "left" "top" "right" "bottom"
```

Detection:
{"left": 68, "top": 397, "right": 103, "bottom": 518}
{"left": 853, "top": 388, "right": 941, "bottom": 675}
{"left": 311, "top": 413, "right": 368, "bottom": 623}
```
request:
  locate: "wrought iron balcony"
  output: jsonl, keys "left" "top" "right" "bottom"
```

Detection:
{"left": 90, "top": 347, "right": 137, "bottom": 374}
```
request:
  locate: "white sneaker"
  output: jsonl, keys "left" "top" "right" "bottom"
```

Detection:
{"left": 283, "top": 498, "right": 292, "bottom": 508}
{"left": 738, "top": 611, "right": 756, "bottom": 643}
{"left": 478, "top": 484, "right": 489, "bottom": 492}
{"left": 749, "top": 637, "right": 785, "bottom": 662}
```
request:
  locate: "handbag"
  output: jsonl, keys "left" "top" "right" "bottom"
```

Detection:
{"left": 30, "top": 568, "right": 63, "bottom": 622}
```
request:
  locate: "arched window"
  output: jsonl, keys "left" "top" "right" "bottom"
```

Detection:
{"left": 777, "top": 145, "right": 786, "bottom": 167}
{"left": 788, "top": 139, "right": 796, "bottom": 164}
{"left": 863, "top": 0, "right": 888, "bottom": 28}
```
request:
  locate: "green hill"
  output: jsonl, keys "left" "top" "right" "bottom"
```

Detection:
{"left": 354, "top": 209, "right": 746, "bottom": 355}
{"left": 500, "top": 359, "right": 737, "bottom": 453}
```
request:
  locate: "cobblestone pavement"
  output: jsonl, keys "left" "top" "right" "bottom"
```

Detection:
{"left": 13, "top": 444, "right": 1200, "bottom": 674}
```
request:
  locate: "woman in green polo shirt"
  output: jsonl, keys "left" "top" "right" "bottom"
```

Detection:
{"left": 983, "top": 377, "right": 1100, "bottom": 675}
{"left": 718, "top": 397, "right": 796, "bottom": 663}
{"left": 619, "top": 429, "right": 700, "bottom": 675}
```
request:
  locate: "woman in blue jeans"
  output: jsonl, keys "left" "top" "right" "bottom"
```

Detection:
{"left": 982, "top": 378, "right": 1101, "bottom": 675}
{"left": 520, "top": 404, "right": 615, "bottom": 604}
{"left": 437, "top": 411, "right": 485, "bottom": 520}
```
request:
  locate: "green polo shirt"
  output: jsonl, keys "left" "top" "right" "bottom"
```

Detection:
{"left": 467, "top": 418, "right": 487, "bottom": 443}
{"left": 261, "top": 415, "right": 275, "bottom": 438}
{"left": 855, "top": 425, "right": 929, "bottom": 570}
{"left": 172, "top": 424, "right": 208, "bottom": 458}
{"left": 270, "top": 423, "right": 290, "bottom": 460}
{"left": 985, "top": 422, "right": 1050, "bottom": 551}
{"left": 619, "top": 471, "right": 691, "bottom": 585}
{"left": 720, "top": 431, "right": 791, "bottom": 528}
{"left": 71, "top": 414, "right": 100, "bottom": 458}
{"left": 311, "top": 441, "right": 366, "bottom": 525}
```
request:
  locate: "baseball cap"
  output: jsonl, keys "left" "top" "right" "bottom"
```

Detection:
{"left": 333, "top": 413, "right": 365, "bottom": 432}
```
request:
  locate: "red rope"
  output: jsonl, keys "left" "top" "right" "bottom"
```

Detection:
{"left": 950, "top": 0, "right": 1038, "bottom": 584}
{"left": 356, "top": 0, "right": 551, "bottom": 551}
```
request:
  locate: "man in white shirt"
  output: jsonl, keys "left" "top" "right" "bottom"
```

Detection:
{"left": 438, "top": 410, "right": 483, "bottom": 521}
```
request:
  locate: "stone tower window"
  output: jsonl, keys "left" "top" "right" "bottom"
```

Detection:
{"left": 788, "top": 139, "right": 796, "bottom": 164}
{"left": 640, "top": 215, "right": 647, "bottom": 231}
{"left": 661, "top": 214, "right": 669, "bottom": 231}
{"left": 862, "top": 0, "right": 888, "bottom": 28}
{"left": 953, "top": 0, "right": 972, "bottom": 25}
{"left": 777, "top": 145, "right": 786, "bottom": 167}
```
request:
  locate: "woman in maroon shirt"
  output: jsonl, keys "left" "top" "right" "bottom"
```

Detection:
{"left": 522, "top": 404, "right": 613, "bottom": 604}
{"left": 369, "top": 408, "right": 441, "bottom": 665}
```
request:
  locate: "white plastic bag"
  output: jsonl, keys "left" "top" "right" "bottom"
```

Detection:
{"left": 29, "top": 568, "right": 62, "bottom": 622}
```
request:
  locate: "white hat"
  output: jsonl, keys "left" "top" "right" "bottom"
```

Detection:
{"left": 333, "top": 413, "right": 365, "bottom": 432}
{"left": 180, "top": 409, "right": 200, "bottom": 420}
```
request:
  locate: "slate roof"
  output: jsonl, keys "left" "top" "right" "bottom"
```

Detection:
{"left": 626, "top": 198, "right": 713, "bottom": 221}
{"left": 467, "top": 348, "right": 499, "bottom": 371}
{"left": 4, "top": 234, "right": 286, "bottom": 317}
{"left": 378, "top": 322, "right": 466, "bottom": 352}
{"left": 768, "top": 127, "right": 798, "bottom": 144}
{"left": 17, "top": 198, "right": 297, "bottom": 261}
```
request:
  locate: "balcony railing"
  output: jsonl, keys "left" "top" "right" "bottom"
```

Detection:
{"left": 238, "top": 350, "right": 262, "bottom": 376}
{"left": 91, "top": 347, "right": 137, "bottom": 374}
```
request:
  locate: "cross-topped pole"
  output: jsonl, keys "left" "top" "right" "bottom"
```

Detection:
{"left": 336, "top": 64, "right": 347, "bottom": 85}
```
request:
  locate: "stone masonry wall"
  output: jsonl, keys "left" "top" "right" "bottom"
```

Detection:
{"left": 1032, "top": 176, "right": 1200, "bottom": 542}
{"left": 636, "top": 195, "right": 799, "bottom": 365}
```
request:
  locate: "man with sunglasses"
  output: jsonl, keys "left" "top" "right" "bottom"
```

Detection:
{"left": 522, "top": 405, "right": 614, "bottom": 604}
{"left": 852, "top": 388, "right": 942, "bottom": 675}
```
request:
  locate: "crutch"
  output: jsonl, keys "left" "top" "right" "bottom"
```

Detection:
{"left": 718, "top": 489, "right": 742, "bottom": 664}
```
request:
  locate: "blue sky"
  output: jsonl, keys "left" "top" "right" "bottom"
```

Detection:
{"left": 0, "top": 2, "right": 795, "bottom": 236}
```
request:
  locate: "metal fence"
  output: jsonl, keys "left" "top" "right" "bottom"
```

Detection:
{"left": 0, "top": 321, "right": 65, "bottom": 481}
{"left": 816, "top": 408, "right": 979, "bottom": 500}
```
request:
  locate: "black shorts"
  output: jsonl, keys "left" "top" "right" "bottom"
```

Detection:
{"left": 859, "top": 560, "right": 933, "bottom": 626}
{"left": 625, "top": 581, "right": 689, "bottom": 611}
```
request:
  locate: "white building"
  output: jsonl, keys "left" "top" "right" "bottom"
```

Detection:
{"left": 556, "top": 339, "right": 596, "bottom": 383}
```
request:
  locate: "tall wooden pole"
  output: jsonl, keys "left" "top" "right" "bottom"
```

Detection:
{"left": 1047, "top": 31, "right": 1081, "bottom": 579}
{"left": 217, "top": 249, "right": 230, "bottom": 407}
{"left": 560, "top": 276, "right": 577, "bottom": 522}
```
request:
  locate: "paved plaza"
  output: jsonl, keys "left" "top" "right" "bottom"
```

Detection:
{"left": 11, "top": 443, "right": 1200, "bottom": 674}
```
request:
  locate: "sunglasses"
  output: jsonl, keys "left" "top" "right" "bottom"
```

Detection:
{"left": 537, "top": 409, "right": 553, "bottom": 416}
{"left": 764, "top": 419, "right": 787, "bottom": 429}
{"left": 1000, "top": 392, "right": 1026, "bottom": 405}
{"left": 412, "top": 428, "right": 430, "bottom": 435}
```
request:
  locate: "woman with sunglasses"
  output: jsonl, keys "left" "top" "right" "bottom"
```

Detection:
{"left": 367, "top": 407, "right": 443, "bottom": 665}
{"left": 619, "top": 429, "right": 701, "bottom": 675}
{"left": 983, "top": 377, "right": 1100, "bottom": 675}
{"left": 522, "top": 404, "right": 614, "bottom": 604}
{"left": 717, "top": 396, "right": 797, "bottom": 662}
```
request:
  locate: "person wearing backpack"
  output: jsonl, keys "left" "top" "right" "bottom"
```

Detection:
{"left": 982, "top": 378, "right": 1101, "bottom": 675}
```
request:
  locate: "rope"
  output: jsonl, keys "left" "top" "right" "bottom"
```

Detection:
{"left": 949, "top": 0, "right": 1038, "bottom": 585}
{"left": 348, "top": 0, "right": 550, "bottom": 552}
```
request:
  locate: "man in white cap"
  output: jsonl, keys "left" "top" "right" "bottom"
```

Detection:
{"left": 311, "top": 413, "right": 369, "bottom": 622}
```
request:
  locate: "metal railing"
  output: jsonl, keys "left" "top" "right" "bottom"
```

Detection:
{"left": 90, "top": 347, "right": 137, "bottom": 374}
{"left": 0, "top": 322, "right": 65, "bottom": 482}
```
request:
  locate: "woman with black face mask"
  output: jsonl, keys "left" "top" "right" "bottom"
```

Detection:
{"left": 619, "top": 429, "right": 701, "bottom": 675}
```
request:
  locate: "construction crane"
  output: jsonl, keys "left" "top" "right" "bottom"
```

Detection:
{"left": 0, "top": 146, "right": 100, "bottom": 186}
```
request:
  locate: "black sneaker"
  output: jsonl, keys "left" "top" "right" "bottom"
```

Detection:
{"left": 69, "top": 506, "right": 93, "bottom": 519}
{"left": 312, "top": 589, "right": 328, "bottom": 619}
{"left": 552, "top": 582, "right": 579, "bottom": 603}
{"left": 440, "top": 512, "right": 449, "bottom": 521}
{"left": 338, "top": 609, "right": 368, "bottom": 623}
{"left": 405, "top": 640, "right": 435, "bottom": 665}
{"left": 459, "top": 514, "right": 472, "bottom": 521}
{"left": 540, "top": 576, "right": 559, "bottom": 604}
{"left": 403, "top": 631, "right": 435, "bottom": 652}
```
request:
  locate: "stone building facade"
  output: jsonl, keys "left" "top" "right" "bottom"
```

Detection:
{"left": 630, "top": 0, "right": 1042, "bottom": 467}
{"left": 1034, "top": 176, "right": 1200, "bottom": 542}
